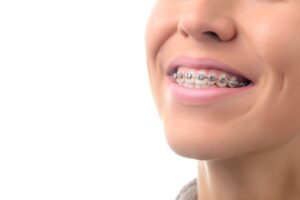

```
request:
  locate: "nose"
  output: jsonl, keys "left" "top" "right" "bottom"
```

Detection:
{"left": 177, "top": 0, "right": 237, "bottom": 42}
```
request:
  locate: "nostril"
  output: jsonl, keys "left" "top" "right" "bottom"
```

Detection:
{"left": 204, "top": 31, "right": 220, "bottom": 40}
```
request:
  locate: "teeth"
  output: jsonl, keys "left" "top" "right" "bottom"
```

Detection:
{"left": 207, "top": 71, "right": 217, "bottom": 86}
{"left": 216, "top": 73, "right": 228, "bottom": 88}
{"left": 173, "top": 70, "right": 248, "bottom": 88}
{"left": 183, "top": 82, "right": 194, "bottom": 88}
{"left": 183, "top": 71, "right": 195, "bottom": 88}
{"left": 173, "top": 73, "right": 177, "bottom": 79}
{"left": 227, "top": 76, "right": 239, "bottom": 88}
{"left": 195, "top": 70, "right": 208, "bottom": 88}
{"left": 177, "top": 72, "right": 183, "bottom": 78}
{"left": 175, "top": 72, "right": 184, "bottom": 85}
{"left": 185, "top": 71, "right": 193, "bottom": 79}
{"left": 196, "top": 71, "right": 206, "bottom": 81}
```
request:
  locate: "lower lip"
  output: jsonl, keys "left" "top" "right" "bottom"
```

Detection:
{"left": 167, "top": 77, "right": 254, "bottom": 105}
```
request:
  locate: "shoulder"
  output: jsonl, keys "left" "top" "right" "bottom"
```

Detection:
{"left": 175, "top": 178, "right": 198, "bottom": 200}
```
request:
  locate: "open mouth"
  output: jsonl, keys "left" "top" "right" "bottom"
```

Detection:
{"left": 166, "top": 56, "right": 254, "bottom": 105}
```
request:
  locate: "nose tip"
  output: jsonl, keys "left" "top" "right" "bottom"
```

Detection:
{"left": 178, "top": 7, "right": 237, "bottom": 42}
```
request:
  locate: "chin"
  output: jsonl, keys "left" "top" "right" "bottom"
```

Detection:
{"left": 165, "top": 135, "right": 232, "bottom": 161}
{"left": 162, "top": 119, "right": 283, "bottom": 161}
{"left": 165, "top": 126, "right": 299, "bottom": 161}
{"left": 163, "top": 125, "right": 235, "bottom": 161}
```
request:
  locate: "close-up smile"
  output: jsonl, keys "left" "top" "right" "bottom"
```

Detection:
{"left": 166, "top": 56, "right": 255, "bottom": 105}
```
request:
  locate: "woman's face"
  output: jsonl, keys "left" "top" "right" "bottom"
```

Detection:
{"left": 145, "top": 0, "right": 300, "bottom": 160}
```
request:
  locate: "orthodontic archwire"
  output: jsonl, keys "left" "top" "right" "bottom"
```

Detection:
{"left": 173, "top": 71, "right": 248, "bottom": 87}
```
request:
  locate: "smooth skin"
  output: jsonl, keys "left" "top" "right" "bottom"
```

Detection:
{"left": 145, "top": 0, "right": 300, "bottom": 199}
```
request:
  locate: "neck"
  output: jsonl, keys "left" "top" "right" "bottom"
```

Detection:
{"left": 197, "top": 139, "right": 300, "bottom": 200}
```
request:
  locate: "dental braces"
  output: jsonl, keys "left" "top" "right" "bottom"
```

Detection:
{"left": 173, "top": 71, "right": 249, "bottom": 88}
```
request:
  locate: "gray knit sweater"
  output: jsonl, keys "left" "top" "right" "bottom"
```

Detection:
{"left": 175, "top": 179, "right": 198, "bottom": 200}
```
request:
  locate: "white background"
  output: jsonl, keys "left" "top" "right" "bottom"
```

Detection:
{"left": 0, "top": 0, "right": 196, "bottom": 199}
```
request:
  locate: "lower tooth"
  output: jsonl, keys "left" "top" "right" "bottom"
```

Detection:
{"left": 184, "top": 79, "right": 195, "bottom": 88}
{"left": 176, "top": 78, "right": 184, "bottom": 85}
{"left": 195, "top": 82, "right": 208, "bottom": 88}
{"left": 183, "top": 82, "right": 194, "bottom": 88}
{"left": 195, "top": 84, "right": 201, "bottom": 88}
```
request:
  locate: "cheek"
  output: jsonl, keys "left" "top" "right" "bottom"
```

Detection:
{"left": 240, "top": 9, "right": 300, "bottom": 127}
{"left": 145, "top": 1, "right": 180, "bottom": 58}
{"left": 243, "top": 8, "right": 300, "bottom": 72}
{"left": 145, "top": 1, "right": 180, "bottom": 116}
{"left": 256, "top": 21, "right": 300, "bottom": 115}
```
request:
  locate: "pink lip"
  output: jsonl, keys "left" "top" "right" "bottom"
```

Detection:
{"left": 166, "top": 56, "right": 254, "bottom": 105}
{"left": 168, "top": 78, "right": 254, "bottom": 105}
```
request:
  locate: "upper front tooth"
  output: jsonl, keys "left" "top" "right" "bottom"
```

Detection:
{"left": 184, "top": 71, "right": 195, "bottom": 88}
{"left": 177, "top": 72, "right": 183, "bottom": 78}
{"left": 207, "top": 71, "right": 217, "bottom": 86}
{"left": 216, "top": 73, "right": 228, "bottom": 88}
{"left": 196, "top": 72, "right": 206, "bottom": 80}
{"left": 195, "top": 70, "right": 208, "bottom": 88}
{"left": 185, "top": 71, "right": 193, "bottom": 79}
{"left": 175, "top": 72, "right": 184, "bottom": 85}
{"left": 196, "top": 70, "right": 206, "bottom": 80}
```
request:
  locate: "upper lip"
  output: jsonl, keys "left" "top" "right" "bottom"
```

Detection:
{"left": 167, "top": 56, "right": 252, "bottom": 82}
